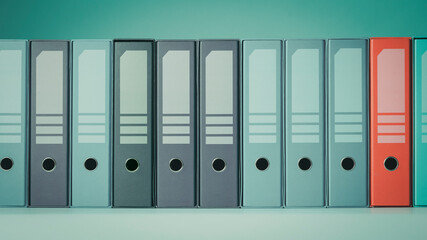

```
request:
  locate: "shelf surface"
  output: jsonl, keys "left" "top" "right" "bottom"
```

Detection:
{"left": 0, "top": 208, "right": 426, "bottom": 239}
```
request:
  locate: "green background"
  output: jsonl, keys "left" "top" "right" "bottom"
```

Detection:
{"left": 2, "top": 0, "right": 427, "bottom": 239}
{"left": 1, "top": 0, "right": 427, "bottom": 39}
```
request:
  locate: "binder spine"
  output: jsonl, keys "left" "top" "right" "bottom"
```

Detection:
{"left": 156, "top": 41, "right": 197, "bottom": 207}
{"left": 113, "top": 40, "right": 154, "bottom": 207}
{"left": 0, "top": 40, "right": 28, "bottom": 206}
{"left": 327, "top": 39, "right": 369, "bottom": 207}
{"left": 413, "top": 38, "right": 427, "bottom": 206}
{"left": 71, "top": 40, "right": 112, "bottom": 207}
{"left": 242, "top": 40, "right": 283, "bottom": 207}
{"left": 29, "top": 40, "right": 70, "bottom": 207}
{"left": 370, "top": 37, "right": 412, "bottom": 207}
{"left": 199, "top": 40, "right": 240, "bottom": 208}
{"left": 285, "top": 39, "right": 326, "bottom": 207}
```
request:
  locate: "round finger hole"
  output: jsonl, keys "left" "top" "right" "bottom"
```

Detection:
{"left": 125, "top": 158, "right": 139, "bottom": 172}
{"left": 212, "top": 158, "right": 226, "bottom": 172}
{"left": 84, "top": 158, "right": 98, "bottom": 171}
{"left": 298, "top": 158, "right": 312, "bottom": 171}
{"left": 341, "top": 157, "right": 355, "bottom": 171}
{"left": 42, "top": 158, "right": 56, "bottom": 172}
{"left": 0, "top": 158, "right": 13, "bottom": 171}
{"left": 255, "top": 158, "right": 269, "bottom": 171}
{"left": 169, "top": 158, "right": 183, "bottom": 172}
{"left": 384, "top": 157, "right": 398, "bottom": 171}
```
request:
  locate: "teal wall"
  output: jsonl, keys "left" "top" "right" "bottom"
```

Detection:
{"left": 1, "top": 0, "right": 427, "bottom": 39}
{"left": 2, "top": 0, "right": 427, "bottom": 239}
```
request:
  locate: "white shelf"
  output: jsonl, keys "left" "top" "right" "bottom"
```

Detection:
{"left": 0, "top": 208, "right": 425, "bottom": 239}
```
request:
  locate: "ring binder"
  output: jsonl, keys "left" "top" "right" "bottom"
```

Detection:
{"left": 285, "top": 39, "right": 325, "bottom": 207}
{"left": 0, "top": 40, "right": 28, "bottom": 206}
{"left": 29, "top": 40, "right": 69, "bottom": 207}
{"left": 71, "top": 40, "right": 112, "bottom": 207}
{"left": 113, "top": 40, "right": 154, "bottom": 207}
{"left": 199, "top": 40, "right": 240, "bottom": 208}
{"left": 242, "top": 40, "right": 283, "bottom": 207}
